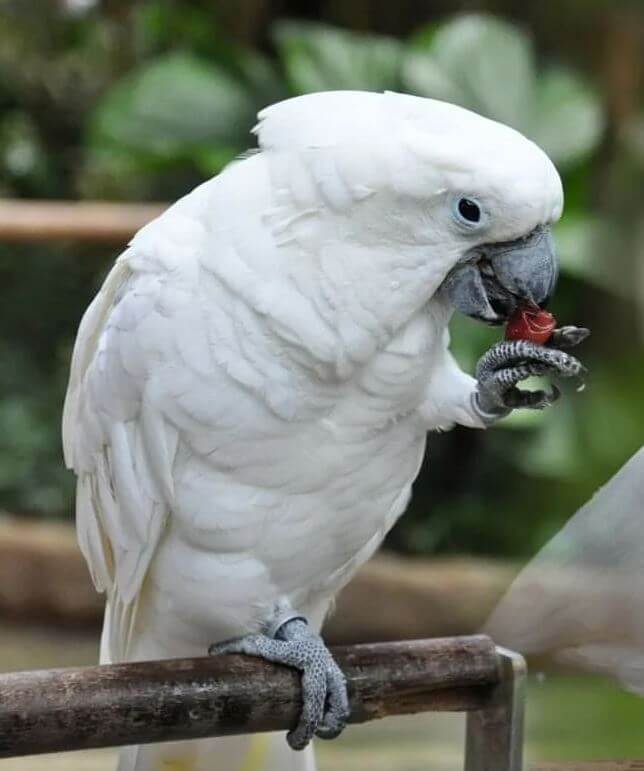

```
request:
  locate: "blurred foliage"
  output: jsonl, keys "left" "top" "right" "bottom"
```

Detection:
{"left": 0, "top": 0, "right": 642, "bottom": 558}
{"left": 404, "top": 15, "right": 604, "bottom": 166}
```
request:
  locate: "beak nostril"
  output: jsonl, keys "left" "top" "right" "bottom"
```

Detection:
{"left": 478, "top": 258, "right": 495, "bottom": 278}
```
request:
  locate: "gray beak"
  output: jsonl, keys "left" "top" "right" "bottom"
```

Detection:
{"left": 441, "top": 226, "right": 559, "bottom": 324}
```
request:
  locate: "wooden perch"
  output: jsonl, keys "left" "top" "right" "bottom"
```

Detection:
{"left": 0, "top": 200, "right": 166, "bottom": 242}
{"left": 0, "top": 636, "right": 500, "bottom": 758}
{"left": 533, "top": 765, "right": 644, "bottom": 771}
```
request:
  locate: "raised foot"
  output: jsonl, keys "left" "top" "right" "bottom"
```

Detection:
{"left": 474, "top": 329, "right": 588, "bottom": 417}
{"left": 209, "top": 617, "right": 349, "bottom": 750}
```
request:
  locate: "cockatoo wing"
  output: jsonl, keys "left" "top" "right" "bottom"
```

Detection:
{"left": 485, "top": 447, "right": 644, "bottom": 694}
{"left": 62, "top": 251, "right": 178, "bottom": 660}
{"left": 62, "top": 181, "right": 227, "bottom": 660}
{"left": 63, "top": 163, "right": 341, "bottom": 665}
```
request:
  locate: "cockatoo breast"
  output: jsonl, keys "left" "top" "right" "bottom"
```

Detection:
{"left": 146, "top": 306, "right": 442, "bottom": 648}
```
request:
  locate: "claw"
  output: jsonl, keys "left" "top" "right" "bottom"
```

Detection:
{"left": 475, "top": 335, "right": 586, "bottom": 419}
{"left": 315, "top": 667, "right": 350, "bottom": 740}
{"left": 504, "top": 383, "right": 561, "bottom": 410}
{"left": 547, "top": 325, "right": 590, "bottom": 349}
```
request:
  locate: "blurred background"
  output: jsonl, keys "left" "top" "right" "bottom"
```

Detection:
{"left": 0, "top": 0, "right": 643, "bottom": 768}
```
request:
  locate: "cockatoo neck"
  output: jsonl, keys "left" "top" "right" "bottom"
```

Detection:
{"left": 205, "top": 151, "right": 457, "bottom": 382}
{"left": 281, "top": 234, "right": 454, "bottom": 376}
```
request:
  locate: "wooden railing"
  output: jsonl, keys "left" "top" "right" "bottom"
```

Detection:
{"left": 0, "top": 199, "right": 165, "bottom": 242}
{"left": 0, "top": 635, "right": 526, "bottom": 771}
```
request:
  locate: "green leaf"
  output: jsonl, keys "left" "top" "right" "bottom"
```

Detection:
{"left": 402, "top": 14, "right": 604, "bottom": 166}
{"left": 404, "top": 14, "right": 535, "bottom": 129}
{"left": 623, "top": 112, "right": 644, "bottom": 165}
{"left": 402, "top": 53, "right": 462, "bottom": 105}
{"left": 89, "top": 52, "right": 257, "bottom": 160}
{"left": 235, "top": 49, "right": 287, "bottom": 107}
{"left": 581, "top": 362, "right": 644, "bottom": 474}
{"left": 515, "top": 404, "right": 583, "bottom": 479}
{"left": 191, "top": 145, "right": 240, "bottom": 177}
{"left": 555, "top": 216, "right": 600, "bottom": 281}
{"left": 449, "top": 313, "right": 499, "bottom": 372}
{"left": 273, "top": 21, "right": 403, "bottom": 93}
{"left": 408, "top": 23, "right": 440, "bottom": 50}
{"left": 555, "top": 216, "right": 629, "bottom": 296}
{"left": 531, "top": 67, "right": 604, "bottom": 166}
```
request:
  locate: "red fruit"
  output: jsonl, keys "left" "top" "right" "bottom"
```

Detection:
{"left": 505, "top": 306, "right": 556, "bottom": 344}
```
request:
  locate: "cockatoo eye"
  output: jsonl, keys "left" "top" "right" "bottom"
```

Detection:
{"left": 458, "top": 198, "right": 481, "bottom": 222}
{"left": 452, "top": 196, "right": 486, "bottom": 230}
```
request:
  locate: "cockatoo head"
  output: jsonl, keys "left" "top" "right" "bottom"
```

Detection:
{"left": 257, "top": 91, "right": 563, "bottom": 329}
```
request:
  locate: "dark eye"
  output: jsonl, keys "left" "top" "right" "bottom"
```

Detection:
{"left": 451, "top": 194, "right": 486, "bottom": 230}
{"left": 457, "top": 197, "right": 481, "bottom": 223}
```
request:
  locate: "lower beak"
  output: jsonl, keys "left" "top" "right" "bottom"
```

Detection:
{"left": 441, "top": 226, "right": 559, "bottom": 324}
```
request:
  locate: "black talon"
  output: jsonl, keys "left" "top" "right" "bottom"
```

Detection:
{"left": 547, "top": 326, "right": 590, "bottom": 349}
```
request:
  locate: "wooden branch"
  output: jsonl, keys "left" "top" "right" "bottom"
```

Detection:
{"left": 0, "top": 635, "right": 499, "bottom": 758}
{"left": 0, "top": 200, "right": 166, "bottom": 242}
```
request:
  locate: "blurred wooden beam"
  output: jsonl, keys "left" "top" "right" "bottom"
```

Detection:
{"left": 0, "top": 636, "right": 499, "bottom": 758}
{"left": 0, "top": 516, "right": 102, "bottom": 624}
{"left": 532, "top": 764, "right": 644, "bottom": 770}
{"left": 0, "top": 200, "right": 166, "bottom": 242}
{"left": 0, "top": 515, "right": 516, "bottom": 635}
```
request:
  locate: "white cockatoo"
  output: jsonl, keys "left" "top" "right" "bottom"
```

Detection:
{"left": 63, "top": 90, "right": 587, "bottom": 771}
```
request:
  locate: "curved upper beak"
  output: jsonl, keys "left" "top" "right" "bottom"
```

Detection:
{"left": 441, "top": 226, "right": 559, "bottom": 324}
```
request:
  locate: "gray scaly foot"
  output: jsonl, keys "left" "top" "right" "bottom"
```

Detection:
{"left": 473, "top": 329, "right": 588, "bottom": 421}
{"left": 209, "top": 615, "right": 349, "bottom": 750}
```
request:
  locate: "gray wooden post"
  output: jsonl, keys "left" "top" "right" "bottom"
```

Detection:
{"left": 464, "top": 646, "right": 527, "bottom": 771}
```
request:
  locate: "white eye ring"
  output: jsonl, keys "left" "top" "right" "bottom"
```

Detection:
{"left": 451, "top": 195, "right": 487, "bottom": 230}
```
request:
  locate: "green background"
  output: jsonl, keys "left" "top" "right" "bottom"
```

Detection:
{"left": 0, "top": 0, "right": 642, "bottom": 560}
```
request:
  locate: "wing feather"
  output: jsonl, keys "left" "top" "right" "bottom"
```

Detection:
{"left": 63, "top": 154, "right": 346, "bottom": 661}
{"left": 62, "top": 254, "right": 131, "bottom": 469}
{"left": 63, "top": 245, "right": 185, "bottom": 656}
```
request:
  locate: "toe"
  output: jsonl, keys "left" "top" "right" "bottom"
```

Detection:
{"left": 208, "top": 634, "right": 283, "bottom": 659}
{"left": 477, "top": 340, "right": 585, "bottom": 379}
{"left": 315, "top": 720, "right": 344, "bottom": 740}
{"left": 316, "top": 666, "right": 349, "bottom": 740}
{"left": 478, "top": 362, "right": 550, "bottom": 411}
{"left": 547, "top": 349, "right": 586, "bottom": 378}
{"left": 208, "top": 637, "right": 249, "bottom": 656}
{"left": 287, "top": 667, "right": 327, "bottom": 750}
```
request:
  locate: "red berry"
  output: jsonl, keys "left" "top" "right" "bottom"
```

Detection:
{"left": 505, "top": 307, "right": 556, "bottom": 344}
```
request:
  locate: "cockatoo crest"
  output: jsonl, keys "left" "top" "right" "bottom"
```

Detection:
{"left": 255, "top": 91, "right": 562, "bottom": 237}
